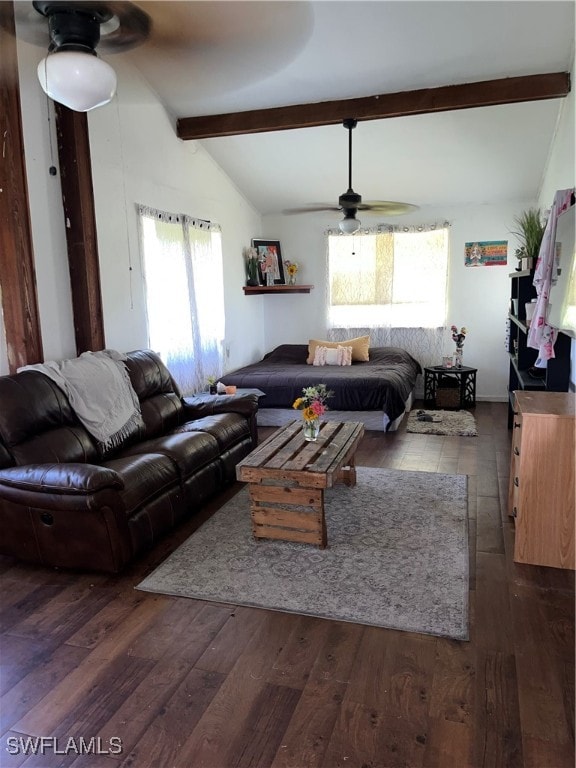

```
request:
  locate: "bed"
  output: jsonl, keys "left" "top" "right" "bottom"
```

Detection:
{"left": 220, "top": 344, "right": 422, "bottom": 432}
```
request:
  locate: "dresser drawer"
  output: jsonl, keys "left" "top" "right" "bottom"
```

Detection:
{"left": 507, "top": 409, "right": 522, "bottom": 518}
{"left": 510, "top": 474, "right": 520, "bottom": 520}
{"left": 511, "top": 410, "right": 522, "bottom": 452}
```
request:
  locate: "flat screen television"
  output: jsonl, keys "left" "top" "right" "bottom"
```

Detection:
{"left": 547, "top": 204, "right": 576, "bottom": 338}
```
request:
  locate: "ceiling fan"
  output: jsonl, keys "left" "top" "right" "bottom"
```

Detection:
{"left": 285, "top": 118, "right": 418, "bottom": 234}
{"left": 8, "top": 2, "right": 151, "bottom": 111}
{"left": 9, "top": 2, "right": 313, "bottom": 116}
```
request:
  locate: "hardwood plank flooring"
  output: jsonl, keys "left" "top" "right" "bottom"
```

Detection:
{"left": 0, "top": 402, "right": 573, "bottom": 768}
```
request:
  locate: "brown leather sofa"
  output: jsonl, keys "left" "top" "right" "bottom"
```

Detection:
{"left": 0, "top": 350, "right": 258, "bottom": 573}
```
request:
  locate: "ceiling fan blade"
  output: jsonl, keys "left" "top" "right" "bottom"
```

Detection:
{"left": 12, "top": 1, "right": 150, "bottom": 52}
{"left": 98, "top": 3, "right": 151, "bottom": 52}
{"left": 358, "top": 201, "right": 419, "bottom": 215}
{"left": 283, "top": 205, "right": 342, "bottom": 214}
{"left": 284, "top": 200, "right": 419, "bottom": 216}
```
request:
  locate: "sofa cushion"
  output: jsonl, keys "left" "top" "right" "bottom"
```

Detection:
{"left": 125, "top": 350, "right": 184, "bottom": 439}
{"left": 103, "top": 453, "right": 179, "bottom": 516}
{"left": 0, "top": 372, "right": 98, "bottom": 465}
{"left": 174, "top": 413, "right": 251, "bottom": 451}
{"left": 118, "top": 431, "right": 220, "bottom": 480}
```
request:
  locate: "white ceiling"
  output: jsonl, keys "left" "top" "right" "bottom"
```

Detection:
{"left": 16, "top": 0, "right": 576, "bottom": 216}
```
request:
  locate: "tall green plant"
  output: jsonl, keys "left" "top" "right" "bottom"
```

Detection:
{"left": 512, "top": 208, "right": 546, "bottom": 261}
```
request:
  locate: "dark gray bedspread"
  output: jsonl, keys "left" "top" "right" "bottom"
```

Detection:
{"left": 220, "top": 345, "right": 422, "bottom": 423}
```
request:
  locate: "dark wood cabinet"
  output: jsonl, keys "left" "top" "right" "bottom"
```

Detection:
{"left": 424, "top": 366, "right": 477, "bottom": 409}
{"left": 507, "top": 269, "right": 571, "bottom": 426}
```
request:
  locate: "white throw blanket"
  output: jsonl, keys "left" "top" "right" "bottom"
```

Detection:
{"left": 18, "top": 350, "right": 144, "bottom": 450}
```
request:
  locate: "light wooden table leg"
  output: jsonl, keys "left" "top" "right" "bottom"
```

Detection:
{"left": 337, "top": 453, "right": 357, "bottom": 487}
{"left": 249, "top": 483, "right": 327, "bottom": 548}
{"left": 319, "top": 491, "right": 327, "bottom": 548}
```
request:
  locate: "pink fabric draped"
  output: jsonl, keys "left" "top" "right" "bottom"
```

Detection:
{"left": 527, "top": 188, "right": 575, "bottom": 362}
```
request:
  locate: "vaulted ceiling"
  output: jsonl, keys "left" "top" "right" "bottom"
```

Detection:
{"left": 16, "top": 1, "right": 576, "bottom": 217}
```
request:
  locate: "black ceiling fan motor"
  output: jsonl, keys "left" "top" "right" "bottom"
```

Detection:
{"left": 33, "top": 2, "right": 112, "bottom": 53}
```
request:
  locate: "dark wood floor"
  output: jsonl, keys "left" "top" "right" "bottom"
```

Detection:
{"left": 0, "top": 402, "right": 574, "bottom": 768}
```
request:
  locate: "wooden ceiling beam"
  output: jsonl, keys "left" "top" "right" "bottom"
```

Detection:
{"left": 177, "top": 72, "right": 571, "bottom": 140}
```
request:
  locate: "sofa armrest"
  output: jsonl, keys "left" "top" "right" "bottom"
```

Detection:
{"left": 182, "top": 393, "right": 259, "bottom": 420}
{"left": 182, "top": 393, "right": 259, "bottom": 447}
{"left": 0, "top": 463, "right": 124, "bottom": 495}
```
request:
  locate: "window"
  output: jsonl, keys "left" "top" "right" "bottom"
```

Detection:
{"left": 138, "top": 206, "right": 224, "bottom": 394}
{"left": 327, "top": 226, "right": 449, "bottom": 329}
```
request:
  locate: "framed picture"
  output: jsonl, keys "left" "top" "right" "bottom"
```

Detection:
{"left": 252, "top": 239, "right": 285, "bottom": 285}
{"left": 464, "top": 240, "right": 508, "bottom": 267}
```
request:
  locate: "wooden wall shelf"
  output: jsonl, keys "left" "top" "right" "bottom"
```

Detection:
{"left": 242, "top": 284, "right": 314, "bottom": 295}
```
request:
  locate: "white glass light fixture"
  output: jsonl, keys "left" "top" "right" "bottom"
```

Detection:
{"left": 33, "top": 2, "right": 118, "bottom": 113}
{"left": 37, "top": 50, "right": 117, "bottom": 112}
{"left": 339, "top": 211, "right": 361, "bottom": 235}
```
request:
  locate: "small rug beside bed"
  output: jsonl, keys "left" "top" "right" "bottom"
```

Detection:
{"left": 406, "top": 409, "right": 478, "bottom": 436}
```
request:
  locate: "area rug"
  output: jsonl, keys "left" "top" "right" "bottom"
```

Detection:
{"left": 406, "top": 409, "right": 478, "bottom": 436}
{"left": 137, "top": 468, "right": 469, "bottom": 640}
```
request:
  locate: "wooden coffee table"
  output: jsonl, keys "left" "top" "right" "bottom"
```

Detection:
{"left": 236, "top": 420, "right": 365, "bottom": 548}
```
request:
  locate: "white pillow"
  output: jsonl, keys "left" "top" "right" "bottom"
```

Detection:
{"left": 339, "top": 345, "right": 353, "bottom": 366}
{"left": 313, "top": 345, "right": 353, "bottom": 366}
{"left": 312, "top": 346, "right": 327, "bottom": 366}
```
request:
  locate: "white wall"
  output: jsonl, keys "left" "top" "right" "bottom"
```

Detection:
{"left": 539, "top": 57, "right": 575, "bottom": 208}
{"left": 88, "top": 59, "right": 266, "bottom": 375}
{"left": 261, "top": 202, "right": 537, "bottom": 401}
{"left": 6, "top": 43, "right": 267, "bottom": 378}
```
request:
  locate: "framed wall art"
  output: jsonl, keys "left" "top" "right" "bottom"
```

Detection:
{"left": 252, "top": 239, "right": 285, "bottom": 284}
{"left": 465, "top": 240, "right": 508, "bottom": 267}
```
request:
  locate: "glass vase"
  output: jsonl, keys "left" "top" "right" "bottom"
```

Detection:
{"left": 454, "top": 348, "right": 464, "bottom": 368}
{"left": 302, "top": 418, "right": 320, "bottom": 442}
{"left": 288, "top": 275, "right": 296, "bottom": 285}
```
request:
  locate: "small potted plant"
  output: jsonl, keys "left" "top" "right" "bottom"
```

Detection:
{"left": 207, "top": 375, "right": 218, "bottom": 395}
{"left": 512, "top": 208, "right": 546, "bottom": 270}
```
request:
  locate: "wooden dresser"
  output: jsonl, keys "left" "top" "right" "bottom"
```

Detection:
{"left": 509, "top": 391, "right": 575, "bottom": 569}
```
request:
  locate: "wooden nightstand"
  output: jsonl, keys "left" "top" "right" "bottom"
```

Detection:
{"left": 424, "top": 365, "right": 477, "bottom": 410}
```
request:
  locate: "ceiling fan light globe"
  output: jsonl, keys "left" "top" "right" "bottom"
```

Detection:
{"left": 37, "top": 51, "right": 117, "bottom": 112}
{"left": 339, "top": 215, "right": 361, "bottom": 235}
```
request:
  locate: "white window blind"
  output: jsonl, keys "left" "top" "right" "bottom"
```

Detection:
{"left": 327, "top": 226, "right": 449, "bottom": 329}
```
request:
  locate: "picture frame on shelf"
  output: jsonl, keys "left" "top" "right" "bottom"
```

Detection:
{"left": 252, "top": 239, "right": 285, "bottom": 285}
